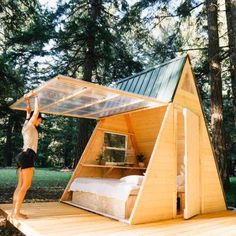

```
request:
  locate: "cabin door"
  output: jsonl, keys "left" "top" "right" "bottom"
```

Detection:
{"left": 183, "top": 108, "right": 200, "bottom": 219}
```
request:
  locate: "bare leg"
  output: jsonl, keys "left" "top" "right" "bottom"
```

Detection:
{"left": 12, "top": 171, "right": 27, "bottom": 219}
{"left": 12, "top": 169, "right": 23, "bottom": 213}
{"left": 13, "top": 167, "right": 34, "bottom": 219}
{"left": 12, "top": 169, "right": 22, "bottom": 217}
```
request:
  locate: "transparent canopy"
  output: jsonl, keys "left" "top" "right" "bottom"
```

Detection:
{"left": 10, "top": 75, "right": 166, "bottom": 119}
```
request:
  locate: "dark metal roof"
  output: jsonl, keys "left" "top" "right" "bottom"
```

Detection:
{"left": 115, "top": 55, "right": 187, "bottom": 102}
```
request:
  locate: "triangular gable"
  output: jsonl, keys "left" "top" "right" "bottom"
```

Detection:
{"left": 173, "top": 58, "right": 226, "bottom": 213}
{"left": 128, "top": 57, "right": 226, "bottom": 224}
{"left": 181, "top": 74, "right": 195, "bottom": 94}
{"left": 129, "top": 104, "right": 176, "bottom": 224}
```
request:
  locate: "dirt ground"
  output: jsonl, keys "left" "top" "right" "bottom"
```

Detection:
{"left": 0, "top": 187, "right": 64, "bottom": 236}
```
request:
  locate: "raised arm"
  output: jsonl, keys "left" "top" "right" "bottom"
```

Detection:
{"left": 24, "top": 95, "right": 31, "bottom": 120}
{"left": 30, "top": 93, "right": 40, "bottom": 124}
{"left": 25, "top": 91, "right": 40, "bottom": 124}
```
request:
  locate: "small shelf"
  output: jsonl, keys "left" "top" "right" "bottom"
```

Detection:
{"left": 81, "top": 163, "right": 146, "bottom": 170}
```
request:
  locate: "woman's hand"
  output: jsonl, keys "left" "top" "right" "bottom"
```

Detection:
{"left": 31, "top": 91, "right": 37, "bottom": 97}
{"left": 24, "top": 91, "right": 37, "bottom": 99}
{"left": 24, "top": 94, "right": 30, "bottom": 100}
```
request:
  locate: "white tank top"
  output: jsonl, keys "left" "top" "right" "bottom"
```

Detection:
{"left": 22, "top": 120, "right": 38, "bottom": 153}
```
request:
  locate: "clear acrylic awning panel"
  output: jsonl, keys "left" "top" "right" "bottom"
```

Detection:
{"left": 10, "top": 75, "right": 167, "bottom": 119}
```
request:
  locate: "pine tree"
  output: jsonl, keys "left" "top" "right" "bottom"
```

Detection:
{"left": 225, "top": 0, "right": 236, "bottom": 125}
{"left": 206, "top": 0, "right": 229, "bottom": 186}
{"left": 0, "top": 0, "right": 53, "bottom": 166}
{"left": 53, "top": 0, "right": 143, "bottom": 166}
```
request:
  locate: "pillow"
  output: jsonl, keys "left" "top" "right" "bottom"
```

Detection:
{"left": 177, "top": 175, "right": 185, "bottom": 186}
{"left": 120, "top": 175, "right": 144, "bottom": 185}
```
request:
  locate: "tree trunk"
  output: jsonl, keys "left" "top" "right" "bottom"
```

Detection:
{"left": 225, "top": 0, "right": 236, "bottom": 125}
{"left": 74, "top": 0, "right": 102, "bottom": 167}
{"left": 206, "top": 0, "right": 229, "bottom": 187}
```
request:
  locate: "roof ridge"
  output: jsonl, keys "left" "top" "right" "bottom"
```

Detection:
{"left": 116, "top": 54, "right": 187, "bottom": 84}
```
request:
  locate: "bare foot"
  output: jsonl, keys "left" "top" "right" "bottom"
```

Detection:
{"left": 19, "top": 213, "right": 28, "bottom": 218}
{"left": 11, "top": 212, "right": 28, "bottom": 220}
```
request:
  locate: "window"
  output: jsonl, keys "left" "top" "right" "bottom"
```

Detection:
{"left": 103, "top": 132, "right": 127, "bottom": 164}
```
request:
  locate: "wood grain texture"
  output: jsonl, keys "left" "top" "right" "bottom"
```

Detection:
{"left": 183, "top": 108, "right": 200, "bottom": 219}
{"left": 61, "top": 57, "right": 225, "bottom": 224}
{"left": 129, "top": 104, "right": 176, "bottom": 224}
{"left": 1, "top": 202, "right": 235, "bottom": 236}
{"left": 173, "top": 59, "right": 226, "bottom": 213}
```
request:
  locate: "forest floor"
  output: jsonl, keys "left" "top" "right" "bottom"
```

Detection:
{"left": 0, "top": 168, "right": 235, "bottom": 236}
{"left": 0, "top": 167, "right": 72, "bottom": 236}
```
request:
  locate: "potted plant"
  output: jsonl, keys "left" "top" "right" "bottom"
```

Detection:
{"left": 136, "top": 153, "right": 145, "bottom": 167}
{"left": 96, "top": 143, "right": 107, "bottom": 165}
{"left": 96, "top": 152, "right": 106, "bottom": 165}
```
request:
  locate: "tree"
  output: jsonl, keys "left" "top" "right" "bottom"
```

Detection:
{"left": 225, "top": 0, "right": 236, "bottom": 124}
{"left": 53, "top": 0, "right": 143, "bottom": 167}
{"left": 206, "top": 0, "right": 229, "bottom": 186}
{"left": 0, "top": 0, "right": 53, "bottom": 166}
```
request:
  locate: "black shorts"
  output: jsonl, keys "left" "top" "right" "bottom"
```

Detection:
{"left": 15, "top": 148, "right": 36, "bottom": 169}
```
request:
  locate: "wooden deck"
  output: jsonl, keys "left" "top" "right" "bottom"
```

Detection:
{"left": 0, "top": 202, "right": 235, "bottom": 236}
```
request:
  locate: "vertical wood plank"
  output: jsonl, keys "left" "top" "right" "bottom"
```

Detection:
{"left": 129, "top": 104, "right": 176, "bottom": 224}
{"left": 183, "top": 108, "right": 200, "bottom": 219}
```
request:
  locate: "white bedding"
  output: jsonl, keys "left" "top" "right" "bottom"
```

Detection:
{"left": 69, "top": 177, "right": 140, "bottom": 201}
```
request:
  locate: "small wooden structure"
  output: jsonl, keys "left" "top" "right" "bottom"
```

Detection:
{"left": 10, "top": 54, "right": 226, "bottom": 225}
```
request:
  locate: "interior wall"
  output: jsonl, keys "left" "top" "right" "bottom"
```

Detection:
{"left": 62, "top": 106, "right": 167, "bottom": 201}
{"left": 129, "top": 106, "right": 167, "bottom": 165}
{"left": 90, "top": 106, "right": 167, "bottom": 169}
{"left": 79, "top": 115, "right": 132, "bottom": 178}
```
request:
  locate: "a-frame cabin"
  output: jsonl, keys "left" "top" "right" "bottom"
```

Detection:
{"left": 10, "top": 54, "right": 226, "bottom": 224}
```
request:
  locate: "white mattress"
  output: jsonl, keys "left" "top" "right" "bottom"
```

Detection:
{"left": 69, "top": 177, "right": 140, "bottom": 201}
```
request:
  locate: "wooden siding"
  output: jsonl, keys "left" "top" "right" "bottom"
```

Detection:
{"left": 129, "top": 106, "right": 167, "bottom": 164}
{"left": 176, "top": 109, "right": 185, "bottom": 174}
{"left": 129, "top": 104, "right": 176, "bottom": 224}
{"left": 173, "top": 59, "right": 226, "bottom": 213}
{"left": 183, "top": 108, "right": 200, "bottom": 219}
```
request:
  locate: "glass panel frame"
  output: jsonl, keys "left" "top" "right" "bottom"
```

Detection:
{"left": 10, "top": 75, "right": 166, "bottom": 119}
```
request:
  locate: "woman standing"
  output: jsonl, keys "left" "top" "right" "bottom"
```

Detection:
{"left": 12, "top": 91, "right": 43, "bottom": 219}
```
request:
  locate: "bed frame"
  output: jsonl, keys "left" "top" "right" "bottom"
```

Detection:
{"left": 71, "top": 191, "right": 137, "bottom": 220}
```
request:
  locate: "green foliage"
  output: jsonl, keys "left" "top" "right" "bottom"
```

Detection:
{"left": 53, "top": 0, "right": 143, "bottom": 83}
{"left": 37, "top": 116, "right": 79, "bottom": 168}
{"left": 0, "top": 167, "right": 72, "bottom": 188}
{"left": 136, "top": 153, "right": 145, "bottom": 162}
{"left": 226, "top": 177, "right": 236, "bottom": 207}
{"left": 0, "top": 0, "right": 54, "bottom": 166}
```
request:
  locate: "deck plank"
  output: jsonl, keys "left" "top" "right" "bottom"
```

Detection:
{"left": 0, "top": 202, "right": 235, "bottom": 236}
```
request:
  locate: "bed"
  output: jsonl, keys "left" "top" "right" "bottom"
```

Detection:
{"left": 68, "top": 176, "right": 143, "bottom": 219}
{"left": 68, "top": 175, "right": 185, "bottom": 219}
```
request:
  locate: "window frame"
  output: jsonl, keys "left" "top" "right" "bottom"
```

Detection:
{"left": 103, "top": 131, "right": 128, "bottom": 163}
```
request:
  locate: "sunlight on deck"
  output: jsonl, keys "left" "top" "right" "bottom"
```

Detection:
{"left": 0, "top": 202, "right": 236, "bottom": 236}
